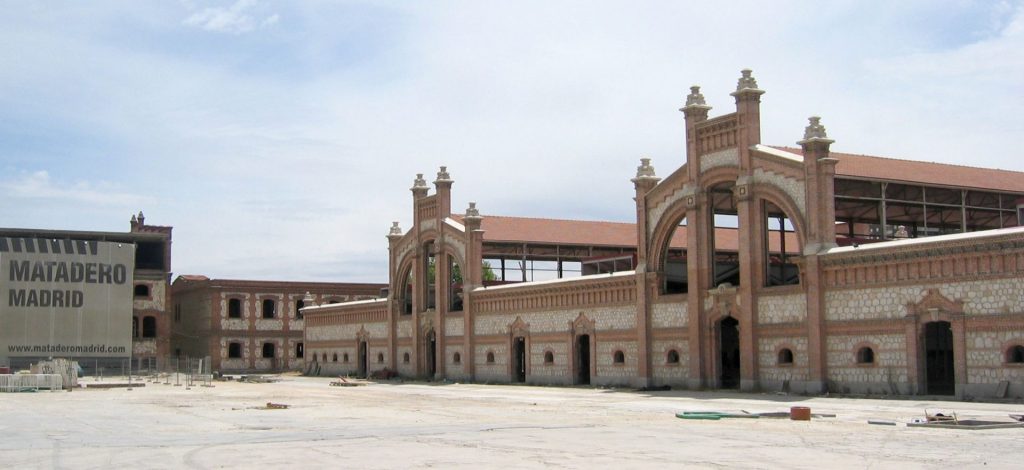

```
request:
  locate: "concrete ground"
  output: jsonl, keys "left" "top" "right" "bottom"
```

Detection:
{"left": 2, "top": 375, "right": 1023, "bottom": 469}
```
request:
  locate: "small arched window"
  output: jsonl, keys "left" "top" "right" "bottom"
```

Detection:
{"left": 311, "top": 351, "right": 317, "bottom": 362}
{"left": 332, "top": 353, "right": 338, "bottom": 362}
{"left": 228, "top": 342, "right": 242, "bottom": 358}
{"left": 856, "top": 346, "right": 875, "bottom": 365}
{"left": 262, "top": 342, "right": 275, "bottom": 358}
{"left": 613, "top": 351, "right": 625, "bottom": 364}
{"left": 544, "top": 351, "right": 554, "bottom": 364}
{"left": 453, "top": 352, "right": 461, "bottom": 364}
{"left": 228, "top": 298, "right": 242, "bottom": 318}
{"left": 377, "top": 353, "right": 385, "bottom": 364}
{"left": 666, "top": 349, "right": 680, "bottom": 364}
{"left": 1007, "top": 345, "right": 1024, "bottom": 364}
{"left": 486, "top": 352, "right": 495, "bottom": 364}
{"left": 778, "top": 348, "right": 794, "bottom": 365}
{"left": 142, "top": 316, "right": 157, "bottom": 338}
{"left": 262, "top": 299, "right": 276, "bottom": 319}
{"left": 403, "top": 352, "right": 410, "bottom": 364}
{"left": 321, "top": 353, "right": 327, "bottom": 362}
{"left": 343, "top": 353, "right": 349, "bottom": 363}
{"left": 134, "top": 284, "right": 149, "bottom": 298}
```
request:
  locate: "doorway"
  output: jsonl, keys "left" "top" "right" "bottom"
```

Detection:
{"left": 425, "top": 330, "right": 437, "bottom": 378}
{"left": 718, "top": 316, "right": 740, "bottom": 389}
{"left": 512, "top": 337, "right": 526, "bottom": 383}
{"left": 575, "top": 335, "right": 591, "bottom": 385}
{"left": 358, "top": 341, "right": 368, "bottom": 378}
{"left": 924, "top": 321, "right": 954, "bottom": 395}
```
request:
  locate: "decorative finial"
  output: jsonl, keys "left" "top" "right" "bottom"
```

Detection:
{"left": 636, "top": 158, "right": 656, "bottom": 179}
{"left": 130, "top": 214, "right": 137, "bottom": 223}
{"left": 388, "top": 221, "right": 402, "bottom": 236}
{"left": 435, "top": 166, "right": 452, "bottom": 182}
{"left": 412, "top": 173, "right": 427, "bottom": 188}
{"left": 302, "top": 291, "right": 316, "bottom": 307}
{"left": 465, "top": 202, "right": 480, "bottom": 218}
{"left": 736, "top": 68, "right": 759, "bottom": 91}
{"left": 803, "top": 116, "right": 828, "bottom": 140}
{"left": 685, "top": 86, "right": 706, "bottom": 107}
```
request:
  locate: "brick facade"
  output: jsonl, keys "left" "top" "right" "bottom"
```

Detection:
{"left": 303, "top": 70, "right": 1024, "bottom": 399}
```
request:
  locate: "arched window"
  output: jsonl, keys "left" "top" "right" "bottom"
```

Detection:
{"left": 856, "top": 346, "right": 875, "bottom": 364}
{"left": 134, "top": 284, "right": 149, "bottom": 298}
{"left": 449, "top": 255, "right": 463, "bottom": 312}
{"left": 486, "top": 352, "right": 495, "bottom": 364}
{"left": 377, "top": 353, "right": 385, "bottom": 363}
{"left": 709, "top": 183, "right": 740, "bottom": 287}
{"left": 763, "top": 200, "right": 800, "bottom": 286}
{"left": 141, "top": 316, "right": 157, "bottom": 338}
{"left": 262, "top": 342, "right": 275, "bottom": 358}
{"left": 296, "top": 342, "right": 304, "bottom": 358}
{"left": 666, "top": 349, "right": 680, "bottom": 364}
{"left": 1007, "top": 345, "right": 1024, "bottom": 364}
{"left": 401, "top": 269, "right": 413, "bottom": 315}
{"left": 332, "top": 353, "right": 338, "bottom": 362}
{"left": 544, "top": 351, "right": 554, "bottom": 364}
{"left": 660, "top": 216, "right": 689, "bottom": 295}
{"left": 343, "top": 353, "right": 349, "bottom": 363}
{"left": 613, "top": 351, "right": 625, "bottom": 364}
{"left": 403, "top": 352, "right": 410, "bottom": 364}
{"left": 228, "top": 342, "right": 242, "bottom": 358}
{"left": 777, "top": 348, "right": 794, "bottom": 365}
{"left": 295, "top": 299, "right": 305, "bottom": 319}
{"left": 321, "top": 353, "right": 327, "bottom": 362}
{"left": 228, "top": 298, "right": 242, "bottom": 318}
{"left": 262, "top": 299, "right": 276, "bottom": 319}
{"left": 453, "top": 352, "right": 461, "bottom": 364}
{"left": 311, "top": 350, "right": 317, "bottom": 362}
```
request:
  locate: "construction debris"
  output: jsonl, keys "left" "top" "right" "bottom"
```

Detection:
{"left": 330, "top": 377, "right": 363, "bottom": 387}
{"left": 238, "top": 375, "right": 280, "bottom": 384}
{"left": 264, "top": 402, "right": 289, "bottom": 410}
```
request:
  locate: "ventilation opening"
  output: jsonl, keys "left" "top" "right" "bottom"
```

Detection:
{"left": 486, "top": 351, "right": 495, "bottom": 364}
{"left": 613, "top": 351, "right": 625, "bottom": 364}
{"left": 666, "top": 349, "right": 680, "bottom": 364}
{"left": 856, "top": 346, "right": 875, "bottom": 364}
{"left": 544, "top": 351, "right": 554, "bottom": 364}
{"left": 1008, "top": 345, "right": 1024, "bottom": 364}
{"left": 777, "top": 348, "right": 794, "bottom": 365}
{"left": 134, "top": 284, "right": 149, "bottom": 298}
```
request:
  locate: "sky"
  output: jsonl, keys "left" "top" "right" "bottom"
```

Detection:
{"left": 1, "top": 0, "right": 1022, "bottom": 283}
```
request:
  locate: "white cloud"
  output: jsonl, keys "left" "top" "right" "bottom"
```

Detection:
{"left": 183, "top": 0, "right": 277, "bottom": 34}
{"left": 0, "top": 170, "right": 153, "bottom": 206}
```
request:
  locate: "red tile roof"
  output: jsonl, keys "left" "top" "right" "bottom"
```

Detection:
{"left": 776, "top": 147, "right": 1024, "bottom": 193}
{"left": 479, "top": 216, "right": 797, "bottom": 252}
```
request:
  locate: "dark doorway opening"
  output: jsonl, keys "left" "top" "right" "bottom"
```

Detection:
{"left": 358, "top": 341, "right": 368, "bottom": 378}
{"left": 512, "top": 337, "right": 526, "bottom": 383}
{"left": 924, "top": 321, "right": 954, "bottom": 395}
{"left": 426, "top": 330, "right": 437, "bottom": 378}
{"left": 575, "top": 335, "right": 591, "bottom": 385}
{"left": 718, "top": 316, "right": 740, "bottom": 389}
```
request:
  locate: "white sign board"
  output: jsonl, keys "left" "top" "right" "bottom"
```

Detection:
{"left": 1, "top": 237, "right": 134, "bottom": 358}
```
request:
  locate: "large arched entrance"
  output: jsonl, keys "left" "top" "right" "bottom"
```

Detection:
{"left": 717, "top": 316, "right": 740, "bottom": 389}
{"left": 924, "top": 321, "right": 954, "bottom": 395}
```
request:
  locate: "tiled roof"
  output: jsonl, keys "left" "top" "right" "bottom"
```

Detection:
{"left": 775, "top": 147, "right": 1024, "bottom": 193}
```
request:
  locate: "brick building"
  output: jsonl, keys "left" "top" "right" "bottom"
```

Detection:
{"left": 171, "top": 277, "right": 384, "bottom": 373}
{"left": 304, "top": 70, "right": 1024, "bottom": 399}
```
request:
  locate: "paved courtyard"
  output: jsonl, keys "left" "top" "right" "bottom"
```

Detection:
{"left": 2, "top": 375, "right": 1023, "bottom": 469}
